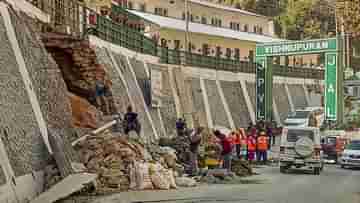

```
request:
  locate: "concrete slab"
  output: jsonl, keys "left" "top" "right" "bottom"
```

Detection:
{"left": 30, "top": 173, "right": 97, "bottom": 203}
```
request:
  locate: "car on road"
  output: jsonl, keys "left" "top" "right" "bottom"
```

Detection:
{"left": 284, "top": 107, "right": 324, "bottom": 128}
{"left": 279, "top": 127, "right": 324, "bottom": 175}
{"left": 340, "top": 140, "right": 360, "bottom": 169}
{"left": 321, "top": 130, "right": 348, "bottom": 164}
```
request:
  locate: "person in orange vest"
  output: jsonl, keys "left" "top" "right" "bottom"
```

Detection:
{"left": 247, "top": 130, "right": 257, "bottom": 163}
{"left": 231, "top": 131, "right": 241, "bottom": 158}
{"left": 257, "top": 130, "right": 269, "bottom": 164}
{"left": 239, "top": 128, "right": 248, "bottom": 160}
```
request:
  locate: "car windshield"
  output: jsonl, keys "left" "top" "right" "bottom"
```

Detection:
{"left": 286, "top": 129, "right": 314, "bottom": 142}
{"left": 346, "top": 141, "right": 360, "bottom": 150}
{"left": 287, "top": 111, "right": 310, "bottom": 119}
{"left": 327, "top": 137, "right": 337, "bottom": 145}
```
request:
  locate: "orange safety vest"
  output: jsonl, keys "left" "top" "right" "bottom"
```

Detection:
{"left": 233, "top": 132, "right": 241, "bottom": 145}
{"left": 257, "top": 136, "right": 268, "bottom": 151}
{"left": 247, "top": 137, "right": 256, "bottom": 151}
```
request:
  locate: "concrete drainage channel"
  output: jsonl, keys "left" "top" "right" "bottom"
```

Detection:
{"left": 131, "top": 197, "right": 265, "bottom": 203}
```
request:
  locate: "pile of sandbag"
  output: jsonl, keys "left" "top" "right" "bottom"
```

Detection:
{"left": 74, "top": 130, "right": 178, "bottom": 193}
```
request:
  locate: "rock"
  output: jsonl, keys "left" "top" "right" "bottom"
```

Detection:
{"left": 231, "top": 159, "right": 253, "bottom": 177}
{"left": 68, "top": 93, "right": 103, "bottom": 129}
{"left": 175, "top": 177, "right": 197, "bottom": 187}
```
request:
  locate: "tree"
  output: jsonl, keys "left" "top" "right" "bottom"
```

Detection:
{"left": 276, "top": 0, "right": 335, "bottom": 40}
{"left": 336, "top": 0, "right": 360, "bottom": 37}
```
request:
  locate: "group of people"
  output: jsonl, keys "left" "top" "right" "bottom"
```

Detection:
{"left": 177, "top": 118, "right": 277, "bottom": 176}
{"left": 229, "top": 122, "right": 276, "bottom": 164}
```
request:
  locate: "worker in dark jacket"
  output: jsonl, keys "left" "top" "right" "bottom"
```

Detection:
{"left": 188, "top": 127, "right": 204, "bottom": 176}
{"left": 123, "top": 106, "right": 141, "bottom": 135}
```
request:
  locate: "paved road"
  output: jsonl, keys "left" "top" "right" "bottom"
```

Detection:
{"left": 93, "top": 164, "right": 360, "bottom": 203}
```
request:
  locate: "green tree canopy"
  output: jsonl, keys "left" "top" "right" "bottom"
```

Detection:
{"left": 336, "top": 0, "right": 360, "bottom": 37}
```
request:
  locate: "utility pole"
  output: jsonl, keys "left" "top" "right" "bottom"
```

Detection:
{"left": 184, "top": 0, "right": 189, "bottom": 53}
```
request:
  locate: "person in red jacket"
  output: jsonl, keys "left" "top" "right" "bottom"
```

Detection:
{"left": 214, "top": 130, "right": 232, "bottom": 171}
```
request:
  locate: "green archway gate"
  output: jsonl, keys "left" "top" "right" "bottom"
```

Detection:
{"left": 255, "top": 37, "right": 344, "bottom": 124}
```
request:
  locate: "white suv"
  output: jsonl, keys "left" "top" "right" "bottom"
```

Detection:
{"left": 279, "top": 127, "right": 324, "bottom": 175}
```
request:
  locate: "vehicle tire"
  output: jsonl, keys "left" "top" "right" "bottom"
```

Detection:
{"left": 341, "top": 164, "right": 345, "bottom": 169}
{"left": 320, "top": 163, "right": 324, "bottom": 171}
{"left": 294, "top": 137, "right": 314, "bottom": 158}
{"left": 280, "top": 166, "right": 287, "bottom": 173}
{"left": 314, "top": 167, "right": 321, "bottom": 175}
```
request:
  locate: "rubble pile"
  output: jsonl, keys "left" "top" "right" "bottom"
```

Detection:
{"left": 41, "top": 33, "right": 116, "bottom": 115}
{"left": 68, "top": 93, "right": 103, "bottom": 129}
{"left": 74, "top": 130, "right": 179, "bottom": 194}
{"left": 44, "top": 164, "right": 61, "bottom": 190}
{"left": 231, "top": 159, "right": 253, "bottom": 177}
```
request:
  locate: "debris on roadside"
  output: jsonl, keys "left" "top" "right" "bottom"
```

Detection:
{"left": 73, "top": 130, "right": 180, "bottom": 194}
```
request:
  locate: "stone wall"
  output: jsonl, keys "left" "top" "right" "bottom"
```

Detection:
{"left": 273, "top": 84, "right": 291, "bottom": 121}
{"left": 147, "top": 64, "right": 177, "bottom": 137}
{"left": 246, "top": 82, "right": 256, "bottom": 111}
{"left": 189, "top": 78, "right": 208, "bottom": 128}
{"left": 129, "top": 58, "right": 151, "bottom": 106}
{"left": 288, "top": 84, "right": 308, "bottom": 109}
{"left": 205, "top": 80, "right": 230, "bottom": 128}
{"left": 0, "top": 12, "right": 50, "bottom": 177}
{"left": 221, "top": 81, "right": 250, "bottom": 128}
{"left": 112, "top": 53, "right": 156, "bottom": 143}
{"left": 94, "top": 47, "right": 131, "bottom": 114}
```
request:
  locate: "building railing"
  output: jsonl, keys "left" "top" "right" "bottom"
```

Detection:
{"left": 26, "top": 0, "right": 324, "bottom": 80}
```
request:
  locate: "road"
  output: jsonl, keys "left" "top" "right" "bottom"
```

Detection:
{"left": 92, "top": 164, "right": 360, "bottom": 203}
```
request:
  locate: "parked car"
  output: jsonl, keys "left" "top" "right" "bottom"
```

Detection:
{"left": 340, "top": 140, "right": 360, "bottom": 169}
{"left": 284, "top": 107, "right": 324, "bottom": 128}
{"left": 321, "top": 130, "right": 348, "bottom": 164}
{"left": 279, "top": 127, "right": 324, "bottom": 175}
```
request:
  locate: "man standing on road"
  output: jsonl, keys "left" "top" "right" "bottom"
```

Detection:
{"left": 247, "top": 130, "right": 257, "bottom": 164}
{"left": 189, "top": 127, "right": 204, "bottom": 176}
{"left": 214, "top": 130, "right": 232, "bottom": 172}
{"left": 257, "top": 131, "right": 269, "bottom": 164}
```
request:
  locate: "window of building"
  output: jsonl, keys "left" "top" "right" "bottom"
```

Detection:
{"left": 128, "top": 1, "right": 133, "bottom": 9}
{"left": 234, "top": 48, "right": 240, "bottom": 60}
{"left": 182, "top": 12, "right": 185, "bottom": 20}
{"left": 216, "top": 46, "right": 222, "bottom": 57}
{"left": 253, "top": 26, "right": 257, "bottom": 33}
{"left": 211, "top": 18, "right": 215, "bottom": 25}
{"left": 161, "top": 38, "right": 167, "bottom": 48}
{"left": 249, "top": 50, "right": 254, "bottom": 62}
{"left": 259, "top": 27, "right": 263, "bottom": 34}
{"left": 218, "top": 19, "right": 222, "bottom": 27}
{"left": 201, "top": 16, "right": 207, "bottom": 24}
{"left": 230, "top": 22, "right": 234, "bottom": 29}
{"left": 140, "top": 3, "right": 146, "bottom": 12}
{"left": 174, "top": 40, "right": 181, "bottom": 50}
{"left": 236, "top": 23, "right": 240, "bottom": 31}
{"left": 226, "top": 48, "right": 231, "bottom": 59}
{"left": 190, "top": 14, "right": 194, "bottom": 22}
{"left": 202, "top": 44, "right": 209, "bottom": 56}
{"left": 155, "top": 7, "right": 168, "bottom": 16}
{"left": 244, "top": 24, "right": 248, "bottom": 32}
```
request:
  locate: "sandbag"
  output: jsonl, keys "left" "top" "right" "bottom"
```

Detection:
{"left": 149, "top": 163, "right": 170, "bottom": 190}
{"left": 164, "top": 169, "right": 177, "bottom": 189}
{"left": 130, "top": 161, "right": 154, "bottom": 190}
{"left": 175, "top": 177, "right": 197, "bottom": 187}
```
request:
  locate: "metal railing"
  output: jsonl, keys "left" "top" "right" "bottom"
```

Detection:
{"left": 26, "top": 0, "right": 324, "bottom": 79}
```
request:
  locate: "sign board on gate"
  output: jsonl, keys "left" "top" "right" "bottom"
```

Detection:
{"left": 256, "top": 38, "right": 337, "bottom": 57}
{"left": 151, "top": 68, "right": 162, "bottom": 107}
{"left": 256, "top": 57, "right": 266, "bottom": 121}
{"left": 325, "top": 52, "right": 338, "bottom": 120}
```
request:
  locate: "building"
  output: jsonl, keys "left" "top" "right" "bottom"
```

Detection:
{"left": 111, "top": 0, "right": 280, "bottom": 61}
